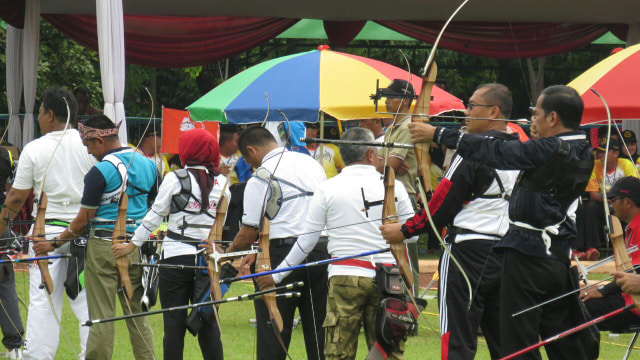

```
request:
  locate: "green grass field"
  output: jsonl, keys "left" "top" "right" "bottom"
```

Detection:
{"left": 2, "top": 272, "right": 639, "bottom": 359}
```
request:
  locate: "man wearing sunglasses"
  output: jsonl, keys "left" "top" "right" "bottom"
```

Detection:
{"left": 380, "top": 83, "right": 519, "bottom": 359}
{"left": 581, "top": 176, "right": 640, "bottom": 330}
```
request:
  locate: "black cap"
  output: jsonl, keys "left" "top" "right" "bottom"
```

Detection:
{"left": 606, "top": 176, "right": 640, "bottom": 199}
{"left": 595, "top": 137, "right": 620, "bottom": 152}
{"left": 379, "top": 79, "right": 415, "bottom": 98}
{"left": 622, "top": 130, "right": 637, "bottom": 143}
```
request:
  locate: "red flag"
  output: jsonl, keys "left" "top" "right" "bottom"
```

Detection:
{"left": 161, "top": 107, "right": 220, "bottom": 154}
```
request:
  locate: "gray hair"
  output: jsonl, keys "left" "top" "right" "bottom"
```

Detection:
{"left": 339, "top": 127, "right": 376, "bottom": 165}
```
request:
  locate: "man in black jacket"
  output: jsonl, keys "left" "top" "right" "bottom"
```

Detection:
{"left": 394, "top": 85, "right": 595, "bottom": 359}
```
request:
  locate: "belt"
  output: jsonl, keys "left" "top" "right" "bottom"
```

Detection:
{"left": 270, "top": 236, "right": 328, "bottom": 249}
{"left": 93, "top": 229, "right": 132, "bottom": 239}
{"left": 332, "top": 258, "right": 393, "bottom": 270}
{"left": 446, "top": 227, "right": 500, "bottom": 240}
{"left": 166, "top": 230, "right": 200, "bottom": 247}
{"left": 45, "top": 219, "right": 70, "bottom": 227}
{"left": 271, "top": 237, "right": 297, "bottom": 247}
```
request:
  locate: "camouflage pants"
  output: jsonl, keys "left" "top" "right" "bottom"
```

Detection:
{"left": 323, "top": 275, "right": 403, "bottom": 360}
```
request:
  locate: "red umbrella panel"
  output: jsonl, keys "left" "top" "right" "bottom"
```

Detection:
{"left": 568, "top": 43, "right": 640, "bottom": 125}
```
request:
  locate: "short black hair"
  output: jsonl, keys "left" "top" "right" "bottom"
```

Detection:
{"left": 476, "top": 83, "right": 513, "bottom": 119}
{"left": 219, "top": 124, "right": 239, "bottom": 146}
{"left": 41, "top": 87, "right": 77, "bottom": 123}
{"left": 84, "top": 114, "right": 118, "bottom": 140}
{"left": 539, "top": 85, "right": 584, "bottom": 130}
{"left": 73, "top": 86, "right": 92, "bottom": 98}
{"left": 238, "top": 126, "right": 276, "bottom": 157}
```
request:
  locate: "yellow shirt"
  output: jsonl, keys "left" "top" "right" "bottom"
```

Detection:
{"left": 308, "top": 144, "right": 345, "bottom": 179}
{"left": 586, "top": 158, "right": 639, "bottom": 193}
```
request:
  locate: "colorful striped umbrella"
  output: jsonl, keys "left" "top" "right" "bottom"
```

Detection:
{"left": 568, "top": 43, "right": 640, "bottom": 124}
{"left": 188, "top": 48, "right": 464, "bottom": 123}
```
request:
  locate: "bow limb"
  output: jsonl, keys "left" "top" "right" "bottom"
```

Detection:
{"left": 34, "top": 193, "right": 54, "bottom": 294}
{"left": 206, "top": 177, "right": 231, "bottom": 333}
{"left": 382, "top": 166, "right": 413, "bottom": 290}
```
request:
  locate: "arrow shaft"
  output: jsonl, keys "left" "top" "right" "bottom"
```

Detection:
{"left": 83, "top": 282, "right": 303, "bottom": 326}
{"left": 0, "top": 254, "right": 71, "bottom": 264}
{"left": 220, "top": 248, "right": 391, "bottom": 284}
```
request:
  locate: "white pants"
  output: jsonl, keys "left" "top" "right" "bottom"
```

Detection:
{"left": 23, "top": 225, "right": 89, "bottom": 360}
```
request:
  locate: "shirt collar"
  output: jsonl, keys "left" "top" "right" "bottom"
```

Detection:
{"left": 261, "top": 147, "right": 287, "bottom": 164}
{"left": 627, "top": 213, "right": 640, "bottom": 234}
{"left": 341, "top": 164, "right": 379, "bottom": 175}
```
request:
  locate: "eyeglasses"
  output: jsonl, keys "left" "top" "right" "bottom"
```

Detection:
{"left": 608, "top": 196, "right": 623, "bottom": 203}
{"left": 466, "top": 102, "right": 500, "bottom": 110}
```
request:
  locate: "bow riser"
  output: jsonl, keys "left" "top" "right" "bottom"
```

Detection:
{"left": 382, "top": 166, "right": 414, "bottom": 290}
{"left": 34, "top": 192, "right": 54, "bottom": 294}
{"left": 255, "top": 218, "right": 284, "bottom": 332}
{"left": 610, "top": 215, "right": 640, "bottom": 310}
{"left": 207, "top": 184, "right": 230, "bottom": 306}
{"left": 113, "top": 193, "right": 134, "bottom": 300}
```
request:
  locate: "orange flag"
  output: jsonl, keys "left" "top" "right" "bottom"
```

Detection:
{"left": 161, "top": 107, "right": 220, "bottom": 154}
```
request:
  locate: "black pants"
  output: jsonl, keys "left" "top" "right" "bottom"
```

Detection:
{"left": 585, "top": 293, "right": 640, "bottom": 331}
{"left": 500, "top": 249, "right": 590, "bottom": 360}
{"left": 159, "top": 255, "right": 222, "bottom": 360}
{"left": 0, "top": 259, "right": 23, "bottom": 350}
{"left": 253, "top": 243, "right": 329, "bottom": 360}
{"left": 439, "top": 239, "right": 501, "bottom": 359}
{"left": 0, "top": 230, "right": 23, "bottom": 350}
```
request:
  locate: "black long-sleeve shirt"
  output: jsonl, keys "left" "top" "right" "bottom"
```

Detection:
{"left": 433, "top": 128, "right": 594, "bottom": 259}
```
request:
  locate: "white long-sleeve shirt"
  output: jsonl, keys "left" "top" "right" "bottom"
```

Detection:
{"left": 272, "top": 164, "right": 414, "bottom": 283}
{"left": 131, "top": 168, "right": 230, "bottom": 258}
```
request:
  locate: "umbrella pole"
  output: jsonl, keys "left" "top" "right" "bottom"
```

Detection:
{"left": 319, "top": 112, "right": 325, "bottom": 166}
{"left": 337, "top": 119, "right": 343, "bottom": 137}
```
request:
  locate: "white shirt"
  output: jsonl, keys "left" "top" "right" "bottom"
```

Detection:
{"left": 272, "top": 164, "right": 414, "bottom": 283}
{"left": 220, "top": 153, "right": 240, "bottom": 168}
{"left": 242, "top": 147, "right": 326, "bottom": 238}
{"left": 13, "top": 129, "right": 96, "bottom": 220}
{"left": 132, "top": 169, "right": 230, "bottom": 257}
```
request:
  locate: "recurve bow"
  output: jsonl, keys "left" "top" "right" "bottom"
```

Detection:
{"left": 411, "top": 0, "right": 474, "bottom": 309}
{"left": 255, "top": 216, "right": 290, "bottom": 358}
{"left": 593, "top": 87, "right": 640, "bottom": 310}
{"left": 205, "top": 177, "right": 230, "bottom": 331}
{"left": 113, "top": 192, "right": 134, "bottom": 301}
{"left": 34, "top": 97, "right": 74, "bottom": 294}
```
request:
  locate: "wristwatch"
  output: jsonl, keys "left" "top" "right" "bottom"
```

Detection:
{"left": 51, "top": 239, "right": 61, "bottom": 249}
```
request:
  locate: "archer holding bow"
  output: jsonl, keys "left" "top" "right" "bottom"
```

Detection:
{"left": 128, "top": 128, "right": 230, "bottom": 359}
{"left": 3, "top": 87, "right": 96, "bottom": 359}
{"left": 50, "top": 114, "right": 158, "bottom": 359}
{"left": 225, "top": 126, "right": 329, "bottom": 360}
{"left": 380, "top": 83, "right": 520, "bottom": 359}
{"left": 403, "top": 85, "right": 597, "bottom": 359}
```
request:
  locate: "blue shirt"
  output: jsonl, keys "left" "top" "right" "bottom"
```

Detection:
{"left": 81, "top": 147, "right": 158, "bottom": 232}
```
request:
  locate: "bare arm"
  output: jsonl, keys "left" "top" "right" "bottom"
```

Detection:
{"left": 228, "top": 225, "right": 259, "bottom": 252}
{"left": 0, "top": 188, "right": 31, "bottom": 234}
